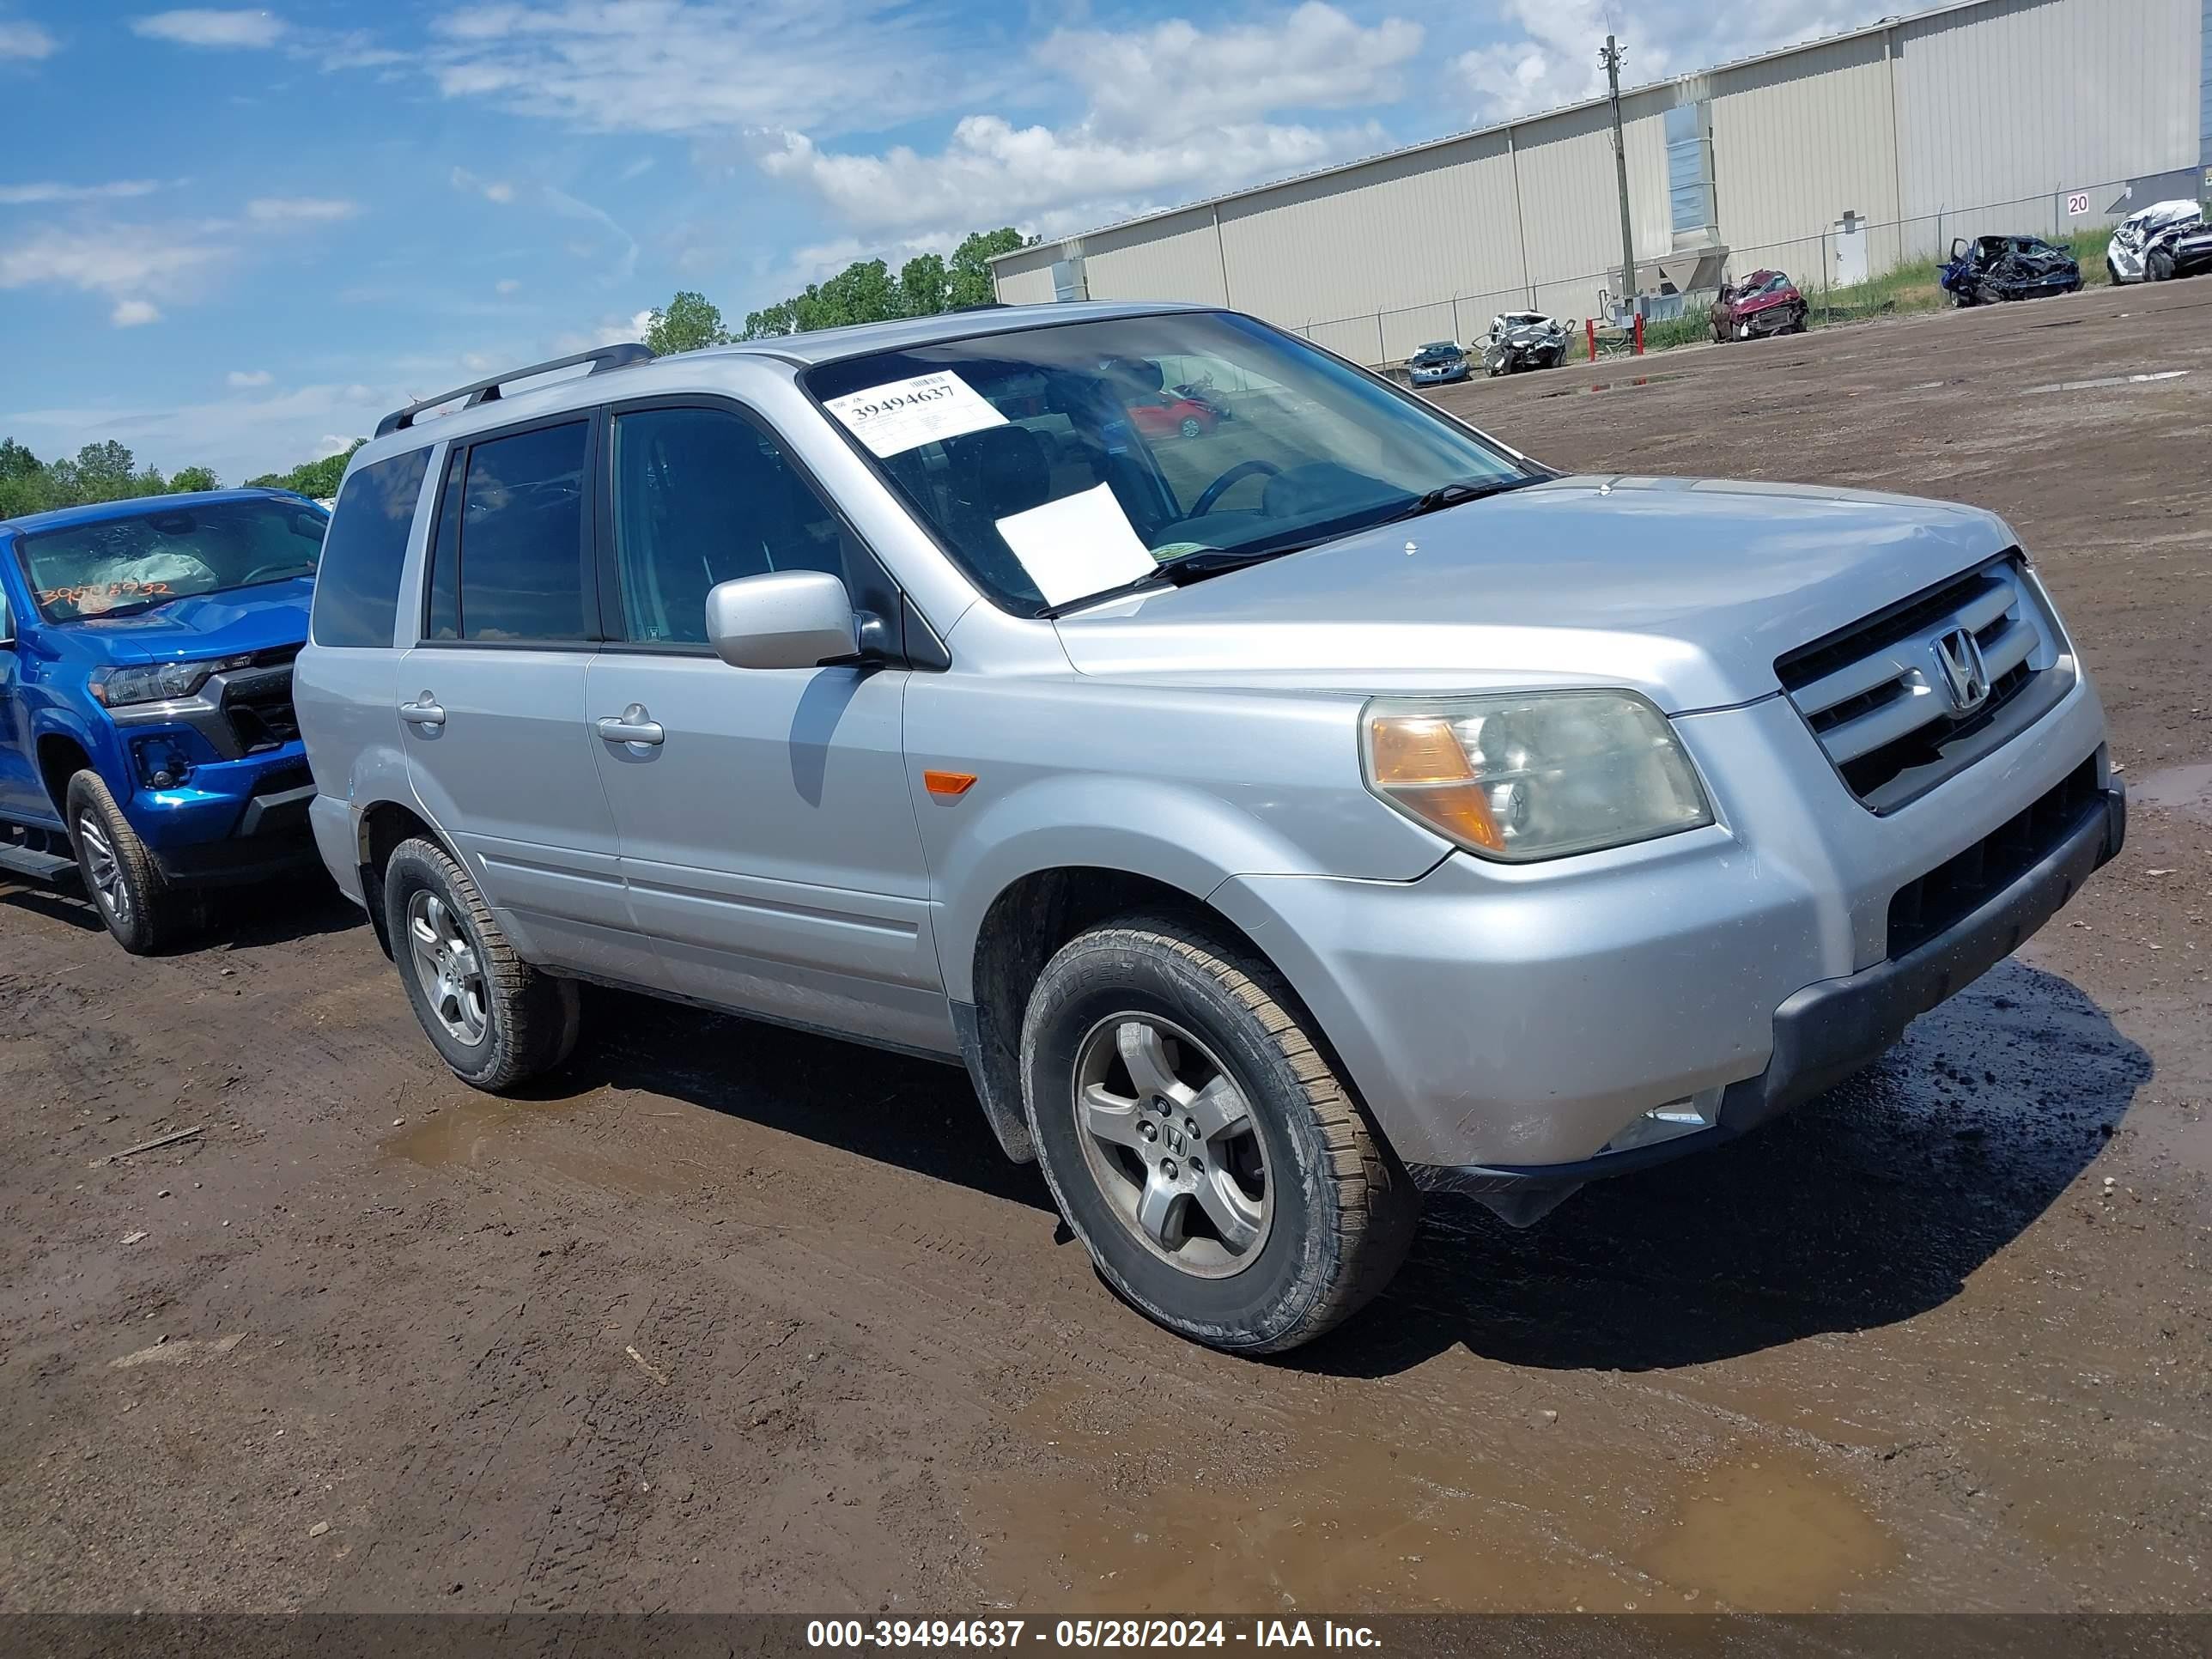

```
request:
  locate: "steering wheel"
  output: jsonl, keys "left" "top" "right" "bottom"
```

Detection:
{"left": 239, "top": 561, "right": 308, "bottom": 585}
{"left": 1189, "top": 458, "right": 1280, "bottom": 517}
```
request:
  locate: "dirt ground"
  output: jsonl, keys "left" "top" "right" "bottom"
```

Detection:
{"left": 3, "top": 282, "right": 2209, "bottom": 1619}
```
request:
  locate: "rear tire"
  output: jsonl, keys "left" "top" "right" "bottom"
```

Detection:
{"left": 1021, "top": 914, "right": 1419, "bottom": 1354}
{"left": 66, "top": 771, "right": 188, "bottom": 956}
{"left": 381, "top": 836, "right": 580, "bottom": 1091}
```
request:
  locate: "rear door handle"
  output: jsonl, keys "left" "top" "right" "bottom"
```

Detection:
{"left": 595, "top": 703, "right": 665, "bottom": 747}
{"left": 399, "top": 695, "right": 445, "bottom": 728}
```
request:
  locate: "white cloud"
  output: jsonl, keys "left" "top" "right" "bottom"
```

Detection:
{"left": 313, "top": 433, "right": 358, "bottom": 458}
{"left": 761, "top": 3, "right": 1413, "bottom": 242}
{"left": 553, "top": 308, "right": 653, "bottom": 355}
{"left": 112, "top": 299, "right": 162, "bottom": 327}
{"left": 246, "top": 195, "right": 360, "bottom": 222}
{"left": 543, "top": 185, "right": 637, "bottom": 283}
{"left": 2, "top": 382, "right": 401, "bottom": 485}
{"left": 426, "top": 0, "right": 989, "bottom": 139}
{"left": 1455, "top": 0, "right": 1887, "bottom": 119}
{"left": 495, "top": 276, "right": 520, "bottom": 294}
{"left": 0, "top": 179, "right": 162, "bottom": 205}
{"left": 131, "top": 9, "right": 290, "bottom": 49}
{"left": 0, "top": 222, "right": 226, "bottom": 298}
{"left": 227, "top": 368, "right": 274, "bottom": 386}
{"left": 0, "top": 20, "right": 58, "bottom": 59}
{"left": 450, "top": 166, "right": 515, "bottom": 203}
{"left": 1041, "top": 3, "right": 1420, "bottom": 140}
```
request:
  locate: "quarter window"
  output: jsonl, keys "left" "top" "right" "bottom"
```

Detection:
{"left": 609, "top": 406, "right": 854, "bottom": 646}
{"left": 449, "top": 422, "right": 592, "bottom": 643}
{"left": 312, "top": 447, "right": 429, "bottom": 649}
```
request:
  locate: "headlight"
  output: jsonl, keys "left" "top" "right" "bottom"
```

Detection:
{"left": 88, "top": 656, "right": 252, "bottom": 708}
{"left": 1362, "top": 690, "right": 1713, "bottom": 862}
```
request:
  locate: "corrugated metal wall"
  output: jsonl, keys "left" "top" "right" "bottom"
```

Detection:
{"left": 1893, "top": 0, "right": 2198, "bottom": 227}
{"left": 994, "top": 0, "right": 2202, "bottom": 358}
{"left": 1709, "top": 32, "right": 1901, "bottom": 261}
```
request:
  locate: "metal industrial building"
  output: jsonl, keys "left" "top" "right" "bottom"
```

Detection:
{"left": 992, "top": 0, "right": 2209, "bottom": 364}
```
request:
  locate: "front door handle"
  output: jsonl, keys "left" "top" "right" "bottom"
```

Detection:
{"left": 595, "top": 703, "right": 665, "bottom": 747}
{"left": 399, "top": 694, "right": 445, "bottom": 728}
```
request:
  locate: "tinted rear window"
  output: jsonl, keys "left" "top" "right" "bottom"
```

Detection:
{"left": 453, "top": 422, "right": 591, "bottom": 642}
{"left": 311, "top": 449, "right": 431, "bottom": 648}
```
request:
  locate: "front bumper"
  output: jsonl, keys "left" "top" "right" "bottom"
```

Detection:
{"left": 124, "top": 743, "right": 319, "bottom": 884}
{"left": 1208, "top": 675, "right": 2116, "bottom": 1193}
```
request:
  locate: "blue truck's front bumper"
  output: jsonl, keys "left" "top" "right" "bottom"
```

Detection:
{"left": 122, "top": 742, "right": 318, "bottom": 884}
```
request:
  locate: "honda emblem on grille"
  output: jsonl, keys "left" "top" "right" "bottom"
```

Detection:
{"left": 1932, "top": 627, "right": 1991, "bottom": 714}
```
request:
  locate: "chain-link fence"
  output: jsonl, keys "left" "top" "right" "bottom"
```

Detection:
{"left": 1296, "top": 177, "right": 2180, "bottom": 370}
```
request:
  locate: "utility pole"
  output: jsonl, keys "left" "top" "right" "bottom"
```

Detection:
{"left": 1601, "top": 34, "right": 1636, "bottom": 323}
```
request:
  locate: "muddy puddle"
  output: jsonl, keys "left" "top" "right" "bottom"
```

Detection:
{"left": 973, "top": 1389, "right": 1899, "bottom": 1613}
{"left": 2129, "top": 763, "right": 2212, "bottom": 821}
{"left": 381, "top": 1090, "right": 696, "bottom": 1200}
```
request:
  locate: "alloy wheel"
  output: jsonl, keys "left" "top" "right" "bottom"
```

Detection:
{"left": 76, "top": 816, "right": 131, "bottom": 926}
{"left": 407, "top": 890, "right": 489, "bottom": 1046}
{"left": 1072, "top": 1013, "right": 1273, "bottom": 1279}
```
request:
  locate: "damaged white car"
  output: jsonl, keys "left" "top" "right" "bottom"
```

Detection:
{"left": 2105, "top": 198, "right": 2212, "bottom": 284}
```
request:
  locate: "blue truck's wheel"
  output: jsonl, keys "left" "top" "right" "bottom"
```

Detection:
{"left": 64, "top": 771, "right": 186, "bottom": 956}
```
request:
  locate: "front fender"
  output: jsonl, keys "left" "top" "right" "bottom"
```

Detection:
{"left": 929, "top": 772, "right": 1433, "bottom": 1001}
{"left": 29, "top": 698, "right": 119, "bottom": 799}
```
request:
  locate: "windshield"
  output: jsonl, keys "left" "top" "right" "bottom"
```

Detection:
{"left": 1415, "top": 342, "right": 1459, "bottom": 356}
{"left": 15, "top": 497, "right": 327, "bottom": 623}
{"left": 804, "top": 310, "right": 1531, "bottom": 616}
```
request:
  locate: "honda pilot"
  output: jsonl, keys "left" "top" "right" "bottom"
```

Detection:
{"left": 294, "top": 305, "right": 2121, "bottom": 1353}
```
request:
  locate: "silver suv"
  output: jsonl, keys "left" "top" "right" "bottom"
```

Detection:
{"left": 295, "top": 304, "right": 2123, "bottom": 1353}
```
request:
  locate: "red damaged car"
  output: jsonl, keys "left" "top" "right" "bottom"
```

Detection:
{"left": 1710, "top": 270, "right": 1809, "bottom": 341}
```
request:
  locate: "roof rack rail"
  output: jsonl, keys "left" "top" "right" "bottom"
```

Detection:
{"left": 374, "top": 343, "right": 655, "bottom": 439}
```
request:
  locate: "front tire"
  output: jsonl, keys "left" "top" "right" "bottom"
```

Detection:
{"left": 1178, "top": 416, "right": 1203, "bottom": 440}
{"left": 2148, "top": 248, "right": 2175, "bottom": 283}
{"left": 381, "top": 837, "right": 580, "bottom": 1091}
{"left": 1021, "top": 915, "right": 1419, "bottom": 1354}
{"left": 66, "top": 771, "right": 188, "bottom": 955}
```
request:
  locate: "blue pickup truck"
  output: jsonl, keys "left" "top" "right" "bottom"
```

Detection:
{"left": 0, "top": 489, "right": 327, "bottom": 951}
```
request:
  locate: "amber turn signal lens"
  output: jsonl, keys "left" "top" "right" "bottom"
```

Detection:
{"left": 923, "top": 769, "right": 978, "bottom": 798}
{"left": 1365, "top": 716, "right": 1504, "bottom": 851}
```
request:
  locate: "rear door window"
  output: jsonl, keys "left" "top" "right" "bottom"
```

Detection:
{"left": 443, "top": 421, "right": 594, "bottom": 643}
{"left": 311, "top": 448, "right": 431, "bottom": 649}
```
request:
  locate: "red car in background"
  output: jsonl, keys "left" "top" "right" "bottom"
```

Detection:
{"left": 1123, "top": 388, "right": 1220, "bottom": 440}
{"left": 1710, "top": 269, "right": 1809, "bottom": 341}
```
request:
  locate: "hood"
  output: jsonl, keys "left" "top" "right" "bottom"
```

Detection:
{"left": 1052, "top": 477, "right": 2015, "bottom": 713}
{"left": 1730, "top": 285, "right": 1800, "bottom": 315}
{"left": 59, "top": 579, "right": 313, "bottom": 665}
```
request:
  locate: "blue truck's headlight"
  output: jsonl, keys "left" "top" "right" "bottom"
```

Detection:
{"left": 88, "top": 656, "right": 252, "bottom": 708}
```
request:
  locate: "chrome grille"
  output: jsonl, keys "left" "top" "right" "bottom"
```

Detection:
{"left": 1778, "top": 556, "right": 2072, "bottom": 813}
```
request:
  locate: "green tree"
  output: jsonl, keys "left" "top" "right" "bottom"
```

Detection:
{"left": 75, "top": 440, "right": 137, "bottom": 497}
{"left": 644, "top": 290, "right": 730, "bottom": 355}
{"left": 168, "top": 465, "right": 220, "bottom": 493}
{"left": 0, "top": 437, "right": 44, "bottom": 484}
{"left": 896, "top": 252, "right": 950, "bottom": 317}
{"left": 948, "top": 228, "right": 1028, "bottom": 309}
{"left": 739, "top": 298, "right": 801, "bottom": 340}
{"left": 802, "top": 259, "right": 900, "bottom": 331}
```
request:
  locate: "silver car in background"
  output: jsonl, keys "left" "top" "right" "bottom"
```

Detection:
{"left": 295, "top": 302, "right": 2122, "bottom": 1354}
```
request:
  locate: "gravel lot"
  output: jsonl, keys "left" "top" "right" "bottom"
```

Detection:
{"left": 3, "top": 279, "right": 2208, "bottom": 1616}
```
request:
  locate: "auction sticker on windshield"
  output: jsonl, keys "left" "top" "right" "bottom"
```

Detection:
{"left": 824, "top": 371, "right": 1006, "bottom": 458}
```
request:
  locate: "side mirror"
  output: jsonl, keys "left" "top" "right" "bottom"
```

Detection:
{"left": 0, "top": 592, "right": 13, "bottom": 647}
{"left": 704, "top": 569, "right": 858, "bottom": 670}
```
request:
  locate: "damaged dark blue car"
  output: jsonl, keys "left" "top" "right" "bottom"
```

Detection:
{"left": 1941, "top": 234, "right": 2083, "bottom": 307}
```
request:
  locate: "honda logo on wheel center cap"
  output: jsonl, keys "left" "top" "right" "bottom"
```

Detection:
{"left": 1932, "top": 626, "right": 1992, "bottom": 714}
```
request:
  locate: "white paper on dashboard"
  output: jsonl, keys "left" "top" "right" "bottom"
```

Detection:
{"left": 821, "top": 371, "right": 1006, "bottom": 458}
{"left": 994, "top": 483, "right": 1158, "bottom": 606}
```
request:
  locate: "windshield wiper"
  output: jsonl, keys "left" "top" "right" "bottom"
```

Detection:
{"left": 1039, "top": 475, "right": 1547, "bottom": 617}
{"left": 1037, "top": 546, "right": 1302, "bottom": 617}
{"left": 1385, "top": 475, "right": 1545, "bottom": 523}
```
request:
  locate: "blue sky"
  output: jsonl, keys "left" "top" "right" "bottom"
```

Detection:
{"left": 0, "top": 1, "right": 1887, "bottom": 482}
